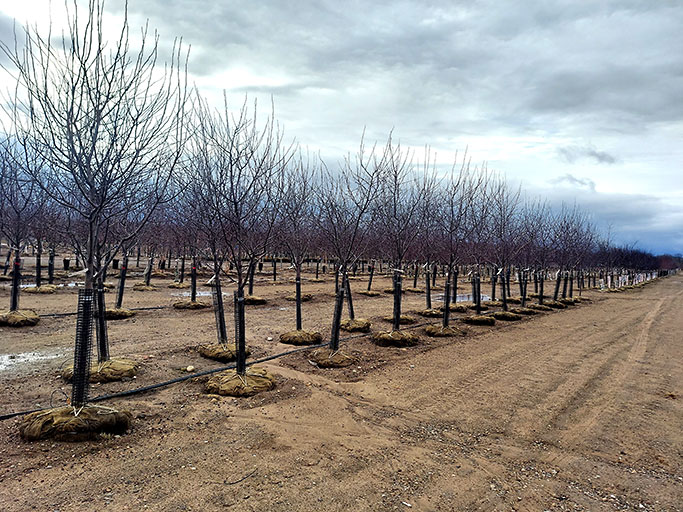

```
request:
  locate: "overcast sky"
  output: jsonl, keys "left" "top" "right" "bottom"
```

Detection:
{"left": 1, "top": 1, "right": 681, "bottom": 254}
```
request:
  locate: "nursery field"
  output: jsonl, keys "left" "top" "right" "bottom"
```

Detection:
{"left": 0, "top": 270, "right": 681, "bottom": 511}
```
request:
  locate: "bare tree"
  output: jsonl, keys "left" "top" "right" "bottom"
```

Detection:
{"left": 0, "top": 137, "right": 43, "bottom": 314}
{"left": 1, "top": 0, "right": 188, "bottom": 407}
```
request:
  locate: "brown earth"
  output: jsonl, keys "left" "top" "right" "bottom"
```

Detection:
{"left": 0, "top": 267, "right": 681, "bottom": 511}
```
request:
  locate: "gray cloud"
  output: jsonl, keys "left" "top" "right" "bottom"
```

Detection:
{"left": 550, "top": 173, "right": 597, "bottom": 191}
{"left": 557, "top": 145, "right": 617, "bottom": 165}
{"left": 2, "top": 1, "right": 681, "bottom": 253}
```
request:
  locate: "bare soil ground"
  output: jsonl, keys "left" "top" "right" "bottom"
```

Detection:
{"left": 0, "top": 267, "right": 681, "bottom": 511}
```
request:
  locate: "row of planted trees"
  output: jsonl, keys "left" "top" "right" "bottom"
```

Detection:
{"left": 0, "top": 1, "right": 671, "bottom": 440}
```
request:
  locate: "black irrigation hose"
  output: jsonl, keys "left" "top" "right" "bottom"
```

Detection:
{"left": 0, "top": 324, "right": 405, "bottom": 421}
{"left": 39, "top": 306, "right": 167, "bottom": 318}
{"left": 0, "top": 311, "right": 477, "bottom": 422}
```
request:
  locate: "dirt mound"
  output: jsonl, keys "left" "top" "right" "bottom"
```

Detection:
{"left": 558, "top": 298, "right": 577, "bottom": 305}
{"left": 418, "top": 308, "right": 443, "bottom": 318}
{"left": 167, "top": 282, "right": 190, "bottom": 289}
{"left": 62, "top": 358, "right": 139, "bottom": 383}
{"left": 205, "top": 367, "right": 276, "bottom": 396}
{"left": 357, "top": 290, "right": 381, "bottom": 297}
{"left": 404, "top": 287, "right": 424, "bottom": 294}
{"left": 18, "top": 405, "right": 132, "bottom": 442}
{"left": 309, "top": 348, "right": 355, "bottom": 368}
{"left": 172, "top": 300, "right": 210, "bottom": 310}
{"left": 279, "top": 330, "right": 323, "bottom": 346}
{"left": 285, "top": 293, "right": 313, "bottom": 302}
{"left": 493, "top": 311, "right": 523, "bottom": 321}
{"left": 372, "top": 330, "right": 419, "bottom": 347}
{"left": 424, "top": 325, "right": 467, "bottom": 337}
{"left": 0, "top": 309, "right": 40, "bottom": 327}
{"left": 340, "top": 318, "right": 372, "bottom": 332}
{"left": 546, "top": 301, "right": 567, "bottom": 309}
{"left": 505, "top": 297, "right": 522, "bottom": 304}
{"left": 484, "top": 300, "right": 503, "bottom": 307}
{"left": 244, "top": 295, "right": 267, "bottom": 305}
{"left": 467, "top": 303, "right": 489, "bottom": 311}
{"left": 382, "top": 314, "right": 416, "bottom": 325}
{"left": 24, "top": 285, "right": 58, "bottom": 294}
{"left": 105, "top": 308, "right": 136, "bottom": 320}
{"left": 440, "top": 304, "right": 468, "bottom": 313}
{"left": 198, "top": 343, "right": 249, "bottom": 362}
{"left": 461, "top": 315, "right": 495, "bottom": 326}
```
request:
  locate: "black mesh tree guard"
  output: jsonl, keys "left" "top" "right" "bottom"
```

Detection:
{"left": 212, "top": 271, "right": 228, "bottom": 346}
{"left": 95, "top": 281, "right": 109, "bottom": 362}
{"left": 329, "top": 285, "right": 345, "bottom": 351}
{"left": 72, "top": 289, "right": 94, "bottom": 408}
{"left": 10, "top": 254, "right": 21, "bottom": 312}
{"left": 392, "top": 271, "right": 403, "bottom": 331}
{"left": 47, "top": 249, "right": 55, "bottom": 284}
{"left": 344, "top": 273, "right": 355, "bottom": 321}
{"left": 234, "top": 290, "right": 247, "bottom": 375}
{"left": 115, "top": 256, "right": 128, "bottom": 309}
{"left": 190, "top": 256, "right": 197, "bottom": 302}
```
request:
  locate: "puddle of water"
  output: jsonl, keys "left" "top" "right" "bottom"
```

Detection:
{"left": 171, "top": 291, "right": 214, "bottom": 297}
{"left": 0, "top": 351, "right": 65, "bottom": 371}
{"left": 433, "top": 293, "right": 491, "bottom": 303}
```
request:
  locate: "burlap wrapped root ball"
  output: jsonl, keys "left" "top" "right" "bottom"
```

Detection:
{"left": 424, "top": 325, "right": 467, "bottom": 337}
{"left": 440, "top": 304, "right": 468, "bottom": 313}
{"left": 205, "top": 366, "right": 275, "bottom": 396}
{"left": 418, "top": 308, "right": 443, "bottom": 318}
{"left": 466, "top": 303, "right": 489, "bottom": 311}
{"left": 340, "top": 318, "right": 372, "bottom": 332}
{"left": 62, "top": 358, "right": 139, "bottom": 383}
{"left": 461, "top": 315, "right": 496, "bottom": 326}
{"left": 132, "top": 282, "right": 156, "bottom": 291}
{"left": 172, "top": 299, "right": 210, "bottom": 310}
{"left": 382, "top": 314, "right": 416, "bottom": 325}
{"left": 24, "top": 284, "right": 58, "bottom": 294}
{"left": 309, "top": 348, "right": 355, "bottom": 368}
{"left": 198, "top": 343, "right": 250, "bottom": 362}
{"left": 244, "top": 295, "right": 267, "bottom": 305}
{"left": 104, "top": 308, "right": 136, "bottom": 320}
{"left": 372, "top": 330, "right": 419, "bottom": 347}
{"left": 18, "top": 405, "right": 132, "bottom": 442}
{"left": 528, "top": 303, "right": 552, "bottom": 311}
{"left": 493, "top": 311, "right": 523, "bottom": 321}
{"left": 0, "top": 309, "right": 40, "bottom": 327}
{"left": 285, "top": 293, "right": 313, "bottom": 302}
{"left": 357, "top": 290, "right": 381, "bottom": 297}
{"left": 279, "top": 330, "right": 323, "bottom": 346}
{"left": 546, "top": 301, "right": 567, "bottom": 309}
{"left": 403, "top": 287, "right": 424, "bottom": 294}
{"left": 510, "top": 307, "right": 538, "bottom": 316}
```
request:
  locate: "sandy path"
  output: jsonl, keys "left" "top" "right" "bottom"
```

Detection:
{"left": 0, "top": 273, "right": 680, "bottom": 511}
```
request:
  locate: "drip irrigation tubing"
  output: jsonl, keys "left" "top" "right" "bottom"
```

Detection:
{"left": 0, "top": 321, "right": 433, "bottom": 421}
{"left": 39, "top": 306, "right": 167, "bottom": 318}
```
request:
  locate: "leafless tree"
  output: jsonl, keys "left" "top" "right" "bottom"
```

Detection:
{"left": 1, "top": 0, "right": 188, "bottom": 406}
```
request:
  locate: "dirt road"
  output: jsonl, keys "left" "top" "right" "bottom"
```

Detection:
{"left": 0, "top": 272, "right": 681, "bottom": 511}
